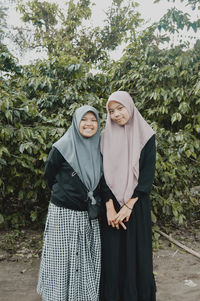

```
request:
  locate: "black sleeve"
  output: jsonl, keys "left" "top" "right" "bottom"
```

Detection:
{"left": 44, "top": 147, "right": 65, "bottom": 189}
{"left": 100, "top": 175, "right": 114, "bottom": 204}
{"left": 133, "top": 134, "right": 156, "bottom": 198}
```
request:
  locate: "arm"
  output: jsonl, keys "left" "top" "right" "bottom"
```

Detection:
{"left": 114, "top": 135, "right": 156, "bottom": 225}
{"left": 44, "top": 147, "right": 65, "bottom": 189}
{"left": 133, "top": 134, "right": 156, "bottom": 197}
{"left": 100, "top": 175, "right": 114, "bottom": 203}
{"left": 100, "top": 175, "right": 127, "bottom": 230}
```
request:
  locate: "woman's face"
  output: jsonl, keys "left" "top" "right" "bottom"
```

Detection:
{"left": 108, "top": 101, "right": 130, "bottom": 126}
{"left": 79, "top": 111, "right": 98, "bottom": 138}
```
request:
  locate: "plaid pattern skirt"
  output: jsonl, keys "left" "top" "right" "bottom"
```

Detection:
{"left": 37, "top": 202, "right": 101, "bottom": 301}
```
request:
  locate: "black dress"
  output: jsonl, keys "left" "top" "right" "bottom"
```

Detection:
{"left": 100, "top": 135, "right": 156, "bottom": 301}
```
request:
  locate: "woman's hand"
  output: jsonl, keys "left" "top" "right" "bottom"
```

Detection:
{"left": 106, "top": 199, "right": 126, "bottom": 230}
{"left": 114, "top": 197, "right": 138, "bottom": 226}
{"left": 106, "top": 199, "right": 118, "bottom": 228}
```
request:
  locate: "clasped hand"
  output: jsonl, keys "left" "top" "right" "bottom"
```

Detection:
{"left": 106, "top": 197, "right": 138, "bottom": 230}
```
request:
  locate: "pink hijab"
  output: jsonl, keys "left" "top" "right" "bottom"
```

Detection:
{"left": 101, "top": 91, "right": 155, "bottom": 206}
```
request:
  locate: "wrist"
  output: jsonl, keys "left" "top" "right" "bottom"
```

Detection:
{"left": 124, "top": 202, "right": 133, "bottom": 211}
{"left": 106, "top": 199, "right": 114, "bottom": 210}
{"left": 127, "top": 198, "right": 137, "bottom": 208}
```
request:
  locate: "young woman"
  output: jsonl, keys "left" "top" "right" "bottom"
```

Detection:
{"left": 37, "top": 105, "right": 103, "bottom": 301}
{"left": 100, "top": 91, "right": 156, "bottom": 301}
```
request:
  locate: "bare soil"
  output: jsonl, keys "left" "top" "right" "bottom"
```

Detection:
{"left": 0, "top": 226, "right": 200, "bottom": 301}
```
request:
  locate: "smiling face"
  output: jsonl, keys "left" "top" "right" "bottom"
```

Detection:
{"left": 108, "top": 101, "right": 130, "bottom": 126}
{"left": 79, "top": 111, "right": 98, "bottom": 138}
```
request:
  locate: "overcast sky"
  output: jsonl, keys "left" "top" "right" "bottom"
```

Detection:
{"left": 7, "top": 0, "right": 198, "bottom": 26}
{"left": 5, "top": 0, "right": 199, "bottom": 63}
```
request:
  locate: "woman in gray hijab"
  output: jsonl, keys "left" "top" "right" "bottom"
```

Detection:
{"left": 37, "top": 105, "right": 103, "bottom": 301}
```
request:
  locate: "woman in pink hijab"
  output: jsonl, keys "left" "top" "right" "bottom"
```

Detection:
{"left": 100, "top": 91, "right": 156, "bottom": 301}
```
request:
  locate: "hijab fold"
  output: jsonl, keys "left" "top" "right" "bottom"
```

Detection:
{"left": 53, "top": 105, "right": 102, "bottom": 195}
{"left": 101, "top": 91, "right": 155, "bottom": 206}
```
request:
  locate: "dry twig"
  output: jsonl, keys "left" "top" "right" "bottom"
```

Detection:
{"left": 156, "top": 230, "right": 200, "bottom": 260}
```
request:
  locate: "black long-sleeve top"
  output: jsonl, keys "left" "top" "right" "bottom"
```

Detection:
{"left": 100, "top": 135, "right": 156, "bottom": 204}
{"left": 44, "top": 147, "right": 105, "bottom": 211}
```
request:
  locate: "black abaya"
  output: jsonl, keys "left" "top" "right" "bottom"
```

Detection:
{"left": 101, "top": 135, "right": 156, "bottom": 301}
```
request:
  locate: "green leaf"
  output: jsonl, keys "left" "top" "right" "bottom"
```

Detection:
{"left": 195, "top": 81, "right": 200, "bottom": 95}
{"left": 30, "top": 210, "right": 37, "bottom": 222}
{"left": 171, "top": 113, "right": 182, "bottom": 124}
{"left": 185, "top": 149, "right": 191, "bottom": 157}
{"left": 151, "top": 211, "right": 157, "bottom": 223}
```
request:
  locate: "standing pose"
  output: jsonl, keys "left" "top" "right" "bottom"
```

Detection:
{"left": 100, "top": 91, "right": 156, "bottom": 301}
{"left": 37, "top": 105, "right": 102, "bottom": 301}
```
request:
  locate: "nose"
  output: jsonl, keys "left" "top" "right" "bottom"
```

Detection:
{"left": 85, "top": 119, "right": 92, "bottom": 126}
{"left": 114, "top": 110, "right": 120, "bottom": 117}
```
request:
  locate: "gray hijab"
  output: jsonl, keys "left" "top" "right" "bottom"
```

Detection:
{"left": 53, "top": 105, "right": 102, "bottom": 195}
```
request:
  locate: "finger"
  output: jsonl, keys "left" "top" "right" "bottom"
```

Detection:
{"left": 113, "top": 213, "right": 119, "bottom": 221}
{"left": 114, "top": 217, "right": 122, "bottom": 224}
{"left": 108, "top": 219, "right": 114, "bottom": 226}
{"left": 120, "top": 221, "right": 127, "bottom": 230}
{"left": 115, "top": 215, "right": 126, "bottom": 224}
{"left": 114, "top": 213, "right": 123, "bottom": 222}
{"left": 125, "top": 216, "right": 130, "bottom": 222}
{"left": 111, "top": 221, "right": 115, "bottom": 228}
{"left": 114, "top": 218, "right": 119, "bottom": 224}
{"left": 116, "top": 223, "right": 119, "bottom": 230}
{"left": 119, "top": 221, "right": 127, "bottom": 230}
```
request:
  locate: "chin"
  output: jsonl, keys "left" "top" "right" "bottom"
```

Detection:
{"left": 83, "top": 133, "right": 94, "bottom": 138}
{"left": 117, "top": 121, "right": 125, "bottom": 126}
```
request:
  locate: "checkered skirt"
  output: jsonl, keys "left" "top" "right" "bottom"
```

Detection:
{"left": 37, "top": 202, "right": 101, "bottom": 301}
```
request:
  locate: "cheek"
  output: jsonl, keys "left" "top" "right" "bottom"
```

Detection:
{"left": 79, "top": 122, "right": 84, "bottom": 132}
{"left": 110, "top": 114, "right": 115, "bottom": 121}
{"left": 124, "top": 110, "right": 130, "bottom": 120}
{"left": 94, "top": 124, "right": 98, "bottom": 133}
{"left": 126, "top": 112, "right": 130, "bottom": 120}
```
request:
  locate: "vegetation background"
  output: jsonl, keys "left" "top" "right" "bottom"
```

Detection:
{"left": 0, "top": 0, "right": 200, "bottom": 247}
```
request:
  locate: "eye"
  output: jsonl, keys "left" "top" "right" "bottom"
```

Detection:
{"left": 109, "top": 110, "right": 114, "bottom": 114}
{"left": 118, "top": 106, "right": 123, "bottom": 110}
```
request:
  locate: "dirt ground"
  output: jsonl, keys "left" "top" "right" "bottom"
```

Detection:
{"left": 0, "top": 227, "right": 200, "bottom": 301}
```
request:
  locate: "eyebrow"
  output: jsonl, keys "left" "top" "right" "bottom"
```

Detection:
{"left": 81, "top": 116, "right": 97, "bottom": 120}
{"left": 109, "top": 104, "right": 123, "bottom": 110}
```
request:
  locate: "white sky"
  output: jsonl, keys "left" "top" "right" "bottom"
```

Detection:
{"left": 6, "top": 0, "right": 199, "bottom": 26}
{"left": 4, "top": 0, "right": 200, "bottom": 63}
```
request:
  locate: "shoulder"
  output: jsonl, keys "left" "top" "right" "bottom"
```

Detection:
{"left": 47, "top": 146, "right": 66, "bottom": 163}
{"left": 144, "top": 134, "right": 156, "bottom": 149}
{"left": 140, "top": 134, "right": 156, "bottom": 158}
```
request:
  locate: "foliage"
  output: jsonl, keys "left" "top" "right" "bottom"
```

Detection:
{"left": 0, "top": 229, "right": 43, "bottom": 256}
{"left": 153, "top": 0, "right": 200, "bottom": 41}
{"left": 157, "top": 7, "right": 199, "bottom": 33}
{"left": 0, "top": 48, "right": 111, "bottom": 229}
{"left": 0, "top": 0, "right": 200, "bottom": 230}
{"left": 154, "top": 0, "right": 200, "bottom": 8}
{"left": 0, "top": 44, "right": 20, "bottom": 73}
{"left": 0, "top": 1, "right": 8, "bottom": 42}
{"left": 106, "top": 28, "right": 200, "bottom": 225}
{"left": 13, "top": 0, "right": 142, "bottom": 64}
